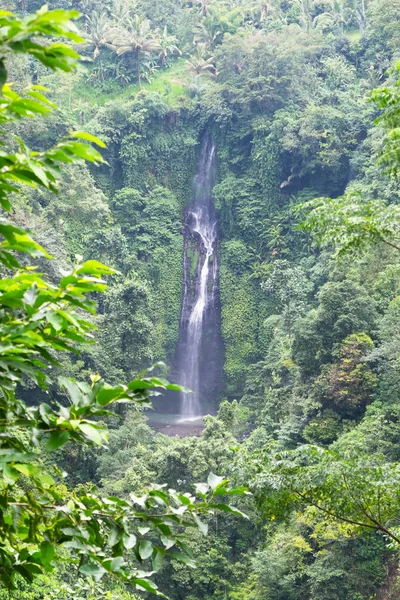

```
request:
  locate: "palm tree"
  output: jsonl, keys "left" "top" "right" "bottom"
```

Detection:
{"left": 158, "top": 26, "right": 181, "bottom": 67}
{"left": 111, "top": 15, "right": 161, "bottom": 88}
{"left": 109, "top": 60, "right": 133, "bottom": 86}
{"left": 313, "top": 0, "right": 352, "bottom": 32}
{"left": 185, "top": 74, "right": 208, "bottom": 97}
{"left": 186, "top": 44, "right": 216, "bottom": 76}
{"left": 291, "top": 0, "right": 314, "bottom": 32}
{"left": 84, "top": 12, "right": 112, "bottom": 81}
{"left": 221, "top": 0, "right": 255, "bottom": 26}
{"left": 193, "top": 15, "right": 223, "bottom": 49}
{"left": 185, "top": 0, "right": 213, "bottom": 17}
{"left": 141, "top": 58, "right": 160, "bottom": 83}
{"left": 72, "top": 98, "right": 92, "bottom": 125}
{"left": 356, "top": 0, "right": 368, "bottom": 29}
{"left": 111, "top": 0, "right": 135, "bottom": 25}
{"left": 251, "top": 0, "right": 282, "bottom": 23}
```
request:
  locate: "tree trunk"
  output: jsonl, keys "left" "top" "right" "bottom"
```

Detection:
{"left": 99, "top": 53, "right": 104, "bottom": 82}
{"left": 360, "top": 0, "right": 367, "bottom": 29}
{"left": 137, "top": 48, "right": 141, "bottom": 89}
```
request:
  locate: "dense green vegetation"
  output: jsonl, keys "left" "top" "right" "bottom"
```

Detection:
{"left": 3, "top": 0, "right": 400, "bottom": 598}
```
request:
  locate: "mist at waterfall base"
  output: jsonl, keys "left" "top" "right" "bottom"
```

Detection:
{"left": 149, "top": 136, "right": 224, "bottom": 433}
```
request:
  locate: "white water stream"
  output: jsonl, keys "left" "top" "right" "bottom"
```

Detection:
{"left": 177, "top": 139, "right": 218, "bottom": 418}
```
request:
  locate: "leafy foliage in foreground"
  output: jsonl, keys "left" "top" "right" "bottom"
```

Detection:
{"left": 0, "top": 7, "right": 247, "bottom": 595}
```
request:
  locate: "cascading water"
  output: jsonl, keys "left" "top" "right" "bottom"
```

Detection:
{"left": 175, "top": 135, "right": 223, "bottom": 419}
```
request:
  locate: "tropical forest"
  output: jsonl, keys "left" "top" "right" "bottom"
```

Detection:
{"left": 2, "top": 0, "right": 400, "bottom": 598}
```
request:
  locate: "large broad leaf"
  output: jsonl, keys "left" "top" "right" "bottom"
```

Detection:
{"left": 75, "top": 260, "right": 116, "bottom": 275}
{"left": 135, "top": 578, "right": 163, "bottom": 595}
{"left": 152, "top": 548, "right": 164, "bottom": 572}
{"left": 97, "top": 386, "right": 125, "bottom": 406}
{"left": 78, "top": 423, "right": 104, "bottom": 445}
{"left": 138, "top": 540, "right": 153, "bottom": 560}
{"left": 193, "top": 513, "right": 208, "bottom": 536}
{"left": 170, "top": 552, "right": 197, "bottom": 568}
{"left": 13, "top": 463, "right": 40, "bottom": 477}
{"left": 46, "top": 312, "right": 65, "bottom": 332}
{"left": 213, "top": 485, "right": 250, "bottom": 497}
{"left": 108, "top": 526, "right": 123, "bottom": 548}
{"left": 209, "top": 503, "right": 248, "bottom": 519}
{"left": 0, "top": 58, "right": 6, "bottom": 91}
{"left": 3, "top": 464, "right": 19, "bottom": 485}
{"left": 23, "top": 283, "right": 38, "bottom": 307}
{"left": 160, "top": 535, "right": 176, "bottom": 550}
{"left": 39, "top": 541, "right": 55, "bottom": 565}
{"left": 71, "top": 131, "right": 106, "bottom": 148}
{"left": 46, "top": 430, "right": 71, "bottom": 451}
{"left": 194, "top": 482, "right": 209, "bottom": 497}
{"left": 207, "top": 472, "right": 226, "bottom": 491}
{"left": 79, "top": 563, "right": 106, "bottom": 581}
{"left": 123, "top": 533, "right": 137, "bottom": 549}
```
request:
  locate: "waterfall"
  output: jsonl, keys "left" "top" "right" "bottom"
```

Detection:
{"left": 175, "top": 135, "right": 223, "bottom": 419}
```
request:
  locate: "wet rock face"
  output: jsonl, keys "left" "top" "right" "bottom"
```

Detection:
{"left": 175, "top": 135, "right": 224, "bottom": 417}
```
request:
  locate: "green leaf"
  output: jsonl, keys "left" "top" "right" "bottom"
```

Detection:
{"left": 123, "top": 533, "right": 137, "bottom": 549}
{"left": 213, "top": 485, "right": 250, "bottom": 497}
{"left": 71, "top": 131, "right": 106, "bottom": 148}
{"left": 78, "top": 423, "right": 104, "bottom": 445}
{"left": 36, "top": 472, "right": 55, "bottom": 487}
{"left": 127, "top": 379, "right": 156, "bottom": 391}
{"left": 28, "top": 90, "right": 56, "bottom": 108}
{"left": 3, "top": 465, "right": 19, "bottom": 485}
{"left": 207, "top": 472, "right": 225, "bottom": 491}
{"left": 0, "top": 225, "right": 51, "bottom": 258}
{"left": 39, "top": 403, "right": 53, "bottom": 426}
{"left": 221, "top": 486, "right": 250, "bottom": 496}
{"left": 170, "top": 552, "right": 197, "bottom": 568}
{"left": 46, "top": 430, "right": 71, "bottom": 451}
{"left": 102, "top": 556, "right": 124, "bottom": 572}
{"left": 135, "top": 578, "right": 161, "bottom": 594}
{"left": 79, "top": 563, "right": 106, "bottom": 581}
{"left": 0, "top": 58, "right": 7, "bottom": 91}
{"left": 194, "top": 482, "right": 209, "bottom": 496}
{"left": 14, "top": 565, "right": 35, "bottom": 583}
{"left": 39, "top": 541, "right": 55, "bottom": 565}
{"left": 97, "top": 386, "right": 125, "bottom": 406}
{"left": 160, "top": 535, "right": 176, "bottom": 550}
{"left": 138, "top": 526, "right": 150, "bottom": 535}
{"left": 138, "top": 540, "right": 153, "bottom": 560}
{"left": 59, "top": 140, "right": 103, "bottom": 162}
{"left": 193, "top": 513, "right": 208, "bottom": 535}
{"left": 108, "top": 526, "right": 123, "bottom": 547}
{"left": 152, "top": 548, "right": 164, "bottom": 572}
{"left": 21, "top": 563, "right": 43, "bottom": 577}
{"left": 13, "top": 463, "right": 40, "bottom": 477}
{"left": 75, "top": 260, "right": 116, "bottom": 275}
{"left": 46, "top": 312, "right": 65, "bottom": 332}
{"left": 209, "top": 504, "right": 248, "bottom": 519}
{"left": 59, "top": 377, "right": 83, "bottom": 404}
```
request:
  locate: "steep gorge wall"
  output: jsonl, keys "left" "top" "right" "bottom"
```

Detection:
{"left": 88, "top": 99, "right": 285, "bottom": 402}
{"left": 87, "top": 99, "right": 201, "bottom": 380}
